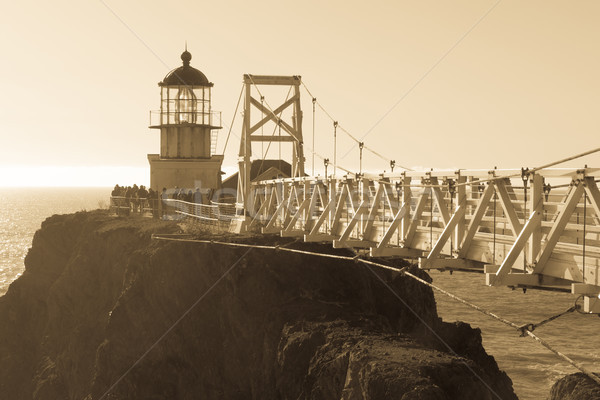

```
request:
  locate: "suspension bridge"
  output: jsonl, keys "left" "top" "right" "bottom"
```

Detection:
{"left": 232, "top": 74, "right": 600, "bottom": 315}
{"left": 121, "top": 74, "right": 600, "bottom": 316}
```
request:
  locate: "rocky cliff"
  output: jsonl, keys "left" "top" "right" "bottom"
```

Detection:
{"left": 0, "top": 211, "right": 518, "bottom": 399}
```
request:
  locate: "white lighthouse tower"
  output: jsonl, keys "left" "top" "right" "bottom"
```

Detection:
{"left": 147, "top": 48, "right": 223, "bottom": 192}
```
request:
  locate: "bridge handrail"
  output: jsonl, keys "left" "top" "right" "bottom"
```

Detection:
{"left": 252, "top": 167, "right": 600, "bottom": 186}
{"left": 162, "top": 198, "right": 236, "bottom": 222}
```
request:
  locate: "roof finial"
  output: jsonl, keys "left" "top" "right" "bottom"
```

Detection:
{"left": 181, "top": 43, "right": 191, "bottom": 67}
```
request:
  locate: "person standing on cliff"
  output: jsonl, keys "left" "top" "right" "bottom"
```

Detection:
{"left": 161, "top": 187, "right": 168, "bottom": 218}
{"left": 139, "top": 185, "right": 149, "bottom": 213}
{"left": 124, "top": 186, "right": 133, "bottom": 215}
{"left": 132, "top": 184, "right": 140, "bottom": 213}
{"left": 147, "top": 188, "right": 156, "bottom": 217}
{"left": 111, "top": 185, "right": 121, "bottom": 215}
{"left": 194, "top": 188, "right": 202, "bottom": 204}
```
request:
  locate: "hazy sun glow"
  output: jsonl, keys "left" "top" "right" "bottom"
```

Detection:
{"left": 1, "top": 1, "right": 599, "bottom": 185}
{"left": 0, "top": 166, "right": 148, "bottom": 187}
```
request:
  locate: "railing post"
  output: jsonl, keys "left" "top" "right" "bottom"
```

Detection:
{"left": 328, "top": 178, "right": 337, "bottom": 233}
{"left": 303, "top": 179, "right": 311, "bottom": 229}
{"left": 360, "top": 175, "right": 368, "bottom": 236}
{"left": 529, "top": 173, "right": 544, "bottom": 266}
{"left": 456, "top": 172, "right": 467, "bottom": 254}
{"left": 401, "top": 174, "right": 411, "bottom": 243}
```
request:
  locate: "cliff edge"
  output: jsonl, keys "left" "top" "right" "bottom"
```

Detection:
{"left": 0, "top": 211, "right": 517, "bottom": 399}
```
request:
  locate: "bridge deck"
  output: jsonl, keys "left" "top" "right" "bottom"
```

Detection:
{"left": 236, "top": 168, "right": 600, "bottom": 313}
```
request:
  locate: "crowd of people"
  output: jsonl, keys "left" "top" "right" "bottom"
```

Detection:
{"left": 110, "top": 184, "right": 212, "bottom": 216}
{"left": 110, "top": 184, "right": 159, "bottom": 215}
{"left": 166, "top": 187, "right": 207, "bottom": 204}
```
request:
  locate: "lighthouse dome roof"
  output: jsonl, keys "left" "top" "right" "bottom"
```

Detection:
{"left": 160, "top": 50, "right": 213, "bottom": 87}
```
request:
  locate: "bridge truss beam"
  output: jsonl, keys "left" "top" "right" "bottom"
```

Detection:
{"left": 246, "top": 167, "right": 600, "bottom": 313}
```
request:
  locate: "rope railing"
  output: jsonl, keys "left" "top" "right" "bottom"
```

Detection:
{"left": 151, "top": 234, "right": 600, "bottom": 386}
{"left": 161, "top": 199, "right": 236, "bottom": 224}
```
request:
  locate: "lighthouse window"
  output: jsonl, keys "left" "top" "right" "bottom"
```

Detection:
{"left": 176, "top": 86, "right": 197, "bottom": 123}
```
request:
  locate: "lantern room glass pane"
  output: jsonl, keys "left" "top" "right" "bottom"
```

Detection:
{"left": 176, "top": 86, "right": 197, "bottom": 123}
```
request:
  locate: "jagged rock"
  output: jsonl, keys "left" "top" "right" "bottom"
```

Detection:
{"left": 548, "top": 372, "right": 600, "bottom": 400}
{"left": 0, "top": 211, "right": 517, "bottom": 399}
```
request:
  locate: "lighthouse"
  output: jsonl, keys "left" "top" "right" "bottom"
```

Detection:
{"left": 147, "top": 48, "right": 223, "bottom": 193}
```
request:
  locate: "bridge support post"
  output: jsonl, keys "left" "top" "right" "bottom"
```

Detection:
{"left": 528, "top": 173, "right": 544, "bottom": 268}
{"left": 455, "top": 172, "right": 467, "bottom": 253}
{"left": 237, "top": 75, "right": 305, "bottom": 229}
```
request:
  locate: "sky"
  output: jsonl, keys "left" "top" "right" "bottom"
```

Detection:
{"left": 0, "top": 0, "right": 599, "bottom": 186}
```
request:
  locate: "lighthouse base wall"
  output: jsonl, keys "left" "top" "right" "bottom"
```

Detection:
{"left": 147, "top": 154, "right": 224, "bottom": 194}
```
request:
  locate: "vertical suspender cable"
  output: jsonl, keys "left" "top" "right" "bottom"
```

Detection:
{"left": 522, "top": 169, "right": 528, "bottom": 271}
{"left": 448, "top": 180, "right": 454, "bottom": 254}
{"left": 448, "top": 179, "right": 458, "bottom": 256}
{"left": 278, "top": 119, "right": 282, "bottom": 172}
{"left": 583, "top": 190, "right": 587, "bottom": 283}
{"left": 359, "top": 142, "right": 364, "bottom": 175}
{"left": 333, "top": 121, "right": 338, "bottom": 177}
{"left": 312, "top": 97, "right": 316, "bottom": 176}
{"left": 222, "top": 84, "right": 244, "bottom": 155}
{"left": 261, "top": 96, "right": 265, "bottom": 158}
{"left": 493, "top": 185, "right": 497, "bottom": 263}
{"left": 383, "top": 184, "right": 386, "bottom": 234}
{"left": 450, "top": 187, "right": 453, "bottom": 254}
{"left": 577, "top": 202, "right": 580, "bottom": 245}
{"left": 397, "top": 182, "right": 401, "bottom": 246}
{"left": 430, "top": 185, "right": 433, "bottom": 250}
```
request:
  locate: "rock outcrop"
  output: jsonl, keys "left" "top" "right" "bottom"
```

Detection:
{"left": 0, "top": 211, "right": 517, "bottom": 399}
{"left": 548, "top": 373, "right": 600, "bottom": 400}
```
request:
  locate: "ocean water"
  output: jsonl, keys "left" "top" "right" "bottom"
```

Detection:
{"left": 0, "top": 187, "right": 598, "bottom": 399}
{"left": 430, "top": 269, "right": 600, "bottom": 400}
{"left": 0, "top": 187, "right": 110, "bottom": 296}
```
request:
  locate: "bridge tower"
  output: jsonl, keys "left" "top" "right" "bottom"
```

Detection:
{"left": 237, "top": 75, "right": 305, "bottom": 214}
{"left": 148, "top": 48, "right": 224, "bottom": 192}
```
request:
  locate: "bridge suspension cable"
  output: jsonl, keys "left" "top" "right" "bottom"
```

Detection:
{"left": 312, "top": 97, "right": 316, "bottom": 175}
{"left": 221, "top": 84, "right": 245, "bottom": 155}
{"left": 300, "top": 81, "right": 413, "bottom": 171}
{"left": 448, "top": 146, "right": 600, "bottom": 188}
{"left": 370, "top": 147, "right": 600, "bottom": 190}
{"left": 529, "top": 146, "right": 600, "bottom": 175}
{"left": 152, "top": 234, "right": 600, "bottom": 387}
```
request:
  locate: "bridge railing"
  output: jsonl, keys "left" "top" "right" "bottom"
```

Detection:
{"left": 161, "top": 198, "right": 236, "bottom": 229}
{"left": 246, "top": 168, "right": 600, "bottom": 312}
